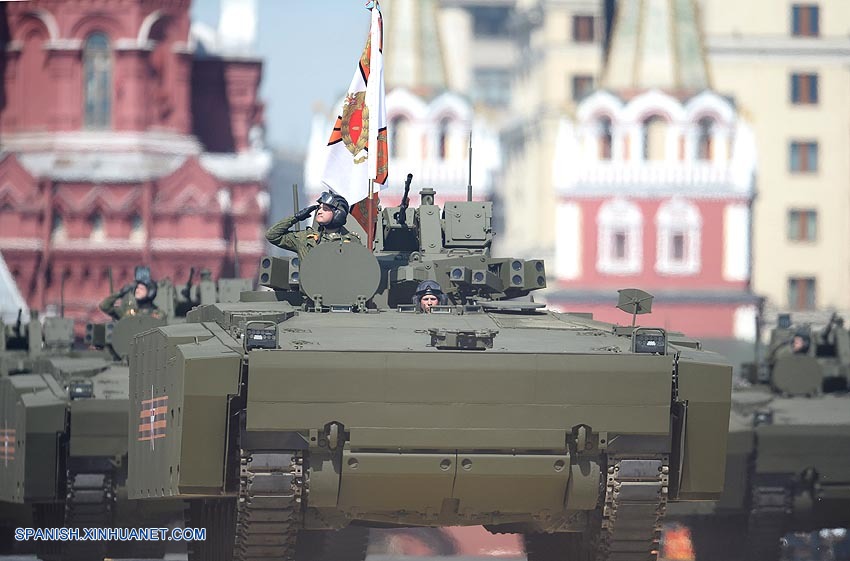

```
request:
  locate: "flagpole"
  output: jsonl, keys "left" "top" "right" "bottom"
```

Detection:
{"left": 367, "top": 179, "right": 375, "bottom": 249}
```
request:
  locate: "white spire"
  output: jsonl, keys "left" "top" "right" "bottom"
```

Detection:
{"left": 217, "top": 0, "right": 257, "bottom": 55}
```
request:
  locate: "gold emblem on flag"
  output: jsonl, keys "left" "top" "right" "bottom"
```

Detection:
{"left": 341, "top": 92, "right": 369, "bottom": 163}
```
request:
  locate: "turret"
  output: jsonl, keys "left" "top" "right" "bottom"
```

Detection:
{"left": 748, "top": 313, "right": 850, "bottom": 396}
{"left": 252, "top": 187, "right": 547, "bottom": 310}
{"left": 1, "top": 310, "right": 73, "bottom": 356}
{"left": 87, "top": 266, "right": 254, "bottom": 360}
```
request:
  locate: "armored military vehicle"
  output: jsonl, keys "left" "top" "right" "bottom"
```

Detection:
{"left": 0, "top": 268, "right": 253, "bottom": 560}
{"left": 128, "top": 187, "right": 733, "bottom": 561}
{"left": 0, "top": 311, "right": 77, "bottom": 553}
{"left": 669, "top": 313, "right": 850, "bottom": 561}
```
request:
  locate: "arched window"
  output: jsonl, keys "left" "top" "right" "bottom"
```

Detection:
{"left": 438, "top": 118, "right": 451, "bottom": 160}
{"left": 642, "top": 115, "right": 668, "bottom": 161}
{"left": 697, "top": 117, "right": 714, "bottom": 161}
{"left": 148, "top": 17, "right": 176, "bottom": 124}
{"left": 598, "top": 117, "right": 613, "bottom": 160}
{"left": 89, "top": 212, "right": 105, "bottom": 241}
{"left": 130, "top": 213, "right": 145, "bottom": 242}
{"left": 51, "top": 213, "right": 66, "bottom": 241}
{"left": 20, "top": 25, "right": 50, "bottom": 130}
{"left": 655, "top": 198, "right": 702, "bottom": 275}
{"left": 596, "top": 198, "right": 643, "bottom": 275}
{"left": 390, "top": 115, "right": 409, "bottom": 159}
{"left": 83, "top": 33, "right": 112, "bottom": 129}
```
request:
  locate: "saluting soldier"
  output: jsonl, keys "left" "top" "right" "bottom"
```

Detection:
{"left": 99, "top": 278, "right": 161, "bottom": 320}
{"left": 265, "top": 191, "right": 361, "bottom": 259}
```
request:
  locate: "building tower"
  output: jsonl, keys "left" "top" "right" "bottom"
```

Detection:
{"left": 500, "top": 0, "right": 607, "bottom": 259}
{"left": 0, "top": 0, "right": 270, "bottom": 327}
{"left": 544, "top": 0, "right": 759, "bottom": 339}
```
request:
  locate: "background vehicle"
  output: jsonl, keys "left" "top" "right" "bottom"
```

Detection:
{"left": 668, "top": 313, "right": 850, "bottom": 561}
{"left": 0, "top": 269, "right": 252, "bottom": 561}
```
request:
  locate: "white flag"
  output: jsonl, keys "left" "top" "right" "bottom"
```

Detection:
{"left": 321, "top": 2, "right": 387, "bottom": 205}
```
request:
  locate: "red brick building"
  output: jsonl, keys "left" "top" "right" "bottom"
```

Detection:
{"left": 0, "top": 0, "right": 270, "bottom": 325}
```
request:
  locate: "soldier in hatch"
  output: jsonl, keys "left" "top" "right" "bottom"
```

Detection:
{"left": 99, "top": 278, "right": 160, "bottom": 320}
{"left": 265, "top": 191, "right": 361, "bottom": 259}
{"left": 790, "top": 330, "right": 811, "bottom": 354}
{"left": 769, "top": 328, "right": 812, "bottom": 365}
{"left": 413, "top": 280, "right": 447, "bottom": 313}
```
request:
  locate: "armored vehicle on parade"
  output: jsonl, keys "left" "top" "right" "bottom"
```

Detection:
{"left": 0, "top": 311, "right": 76, "bottom": 552}
{"left": 0, "top": 269, "right": 252, "bottom": 560}
{"left": 669, "top": 313, "right": 850, "bottom": 561}
{"left": 128, "top": 187, "right": 733, "bottom": 561}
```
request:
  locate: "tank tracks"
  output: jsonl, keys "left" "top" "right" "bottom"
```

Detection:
{"left": 524, "top": 455, "right": 669, "bottom": 561}
{"left": 746, "top": 483, "right": 790, "bottom": 561}
{"left": 596, "top": 455, "right": 669, "bottom": 561}
{"left": 37, "top": 471, "right": 116, "bottom": 561}
{"left": 233, "top": 450, "right": 304, "bottom": 561}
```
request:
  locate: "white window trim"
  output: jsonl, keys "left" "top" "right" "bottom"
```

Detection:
{"left": 655, "top": 198, "right": 701, "bottom": 275}
{"left": 597, "top": 199, "right": 642, "bottom": 275}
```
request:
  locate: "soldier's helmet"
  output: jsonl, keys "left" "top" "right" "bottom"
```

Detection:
{"left": 133, "top": 265, "right": 158, "bottom": 304}
{"left": 316, "top": 191, "right": 350, "bottom": 229}
{"left": 135, "top": 280, "right": 157, "bottom": 304}
{"left": 412, "top": 280, "right": 448, "bottom": 308}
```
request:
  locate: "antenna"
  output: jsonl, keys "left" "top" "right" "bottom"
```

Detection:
{"left": 292, "top": 184, "right": 301, "bottom": 232}
{"left": 467, "top": 131, "right": 473, "bottom": 202}
{"left": 233, "top": 228, "right": 240, "bottom": 278}
{"left": 60, "top": 273, "right": 65, "bottom": 318}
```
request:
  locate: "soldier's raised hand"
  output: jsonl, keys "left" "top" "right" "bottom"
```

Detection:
{"left": 119, "top": 283, "right": 135, "bottom": 296}
{"left": 295, "top": 204, "right": 320, "bottom": 221}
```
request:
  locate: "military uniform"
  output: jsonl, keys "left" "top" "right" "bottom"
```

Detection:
{"left": 265, "top": 214, "right": 362, "bottom": 260}
{"left": 99, "top": 291, "right": 160, "bottom": 320}
{"left": 768, "top": 337, "right": 809, "bottom": 367}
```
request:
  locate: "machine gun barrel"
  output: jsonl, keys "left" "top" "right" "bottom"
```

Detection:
{"left": 183, "top": 267, "right": 196, "bottom": 298}
{"left": 397, "top": 173, "right": 413, "bottom": 227}
{"left": 820, "top": 312, "right": 841, "bottom": 342}
{"left": 14, "top": 308, "right": 22, "bottom": 336}
{"left": 233, "top": 230, "right": 240, "bottom": 278}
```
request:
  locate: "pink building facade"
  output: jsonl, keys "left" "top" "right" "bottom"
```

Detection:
{"left": 0, "top": 0, "right": 270, "bottom": 325}
{"left": 547, "top": 89, "right": 759, "bottom": 339}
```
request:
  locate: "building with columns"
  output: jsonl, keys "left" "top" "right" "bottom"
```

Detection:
{"left": 542, "top": 0, "right": 759, "bottom": 339}
{"left": 0, "top": 0, "right": 270, "bottom": 326}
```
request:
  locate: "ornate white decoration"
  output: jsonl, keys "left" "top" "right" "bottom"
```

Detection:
{"left": 596, "top": 198, "right": 643, "bottom": 275}
{"left": 655, "top": 197, "right": 702, "bottom": 276}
